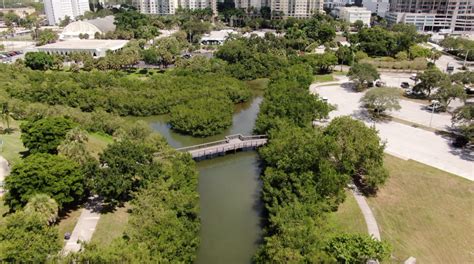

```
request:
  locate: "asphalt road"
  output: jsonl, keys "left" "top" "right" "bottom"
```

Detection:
{"left": 311, "top": 77, "right": 474, "bottom": 181}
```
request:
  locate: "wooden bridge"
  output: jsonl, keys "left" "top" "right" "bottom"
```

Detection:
{"left": 176, "top": 134, "right": 268, "bottom": 159}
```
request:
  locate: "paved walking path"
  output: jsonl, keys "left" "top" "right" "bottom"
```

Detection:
{"left": 0, "top": 155, "right": 10, "bottom": 196}
{"left": 350, "top": 185, "right": 381, "bottom": 240}
{"left": 63, "top": 198, "right": 101, "bottom": 254}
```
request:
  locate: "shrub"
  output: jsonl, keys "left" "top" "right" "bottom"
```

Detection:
{"left": 169, "top": 97, "right": 234, "bottom": 137}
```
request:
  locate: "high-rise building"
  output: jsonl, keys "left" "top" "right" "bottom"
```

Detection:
{"left": 271, "top": 0, "right": 323, "bottom": 18}
{"left": 44, "top": 0, "right": 90, "bottom": 25}
{"left": 363, "top": 0, "right": 389, "bottom": 17}
{"left": 135, "top": 0, "right": 322, "bottom": 18}
{"left": 134, "top": 0, "right": 216, "bottom": 16}
{"left": 235, "top": 0, "right": 264, "bottom": 11}
{"left": 386, "top": 0, "right": 473, "bottom": 33}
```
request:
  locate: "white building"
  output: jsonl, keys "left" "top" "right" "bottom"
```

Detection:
{"left": 59, "top": 16, "right": 116, "bottom": 40}
{"left": 133, "top": 0, "right": 216, "bottom": 16}
{"left": 336, "top": 6, "right": 371, "bottom": 25}
{"left": 386, "top": 0, "right": 473, "bottom": 33}
{"left": 36, "top": 39, "right": 129, "bottom": 57}
{"left": 271, "top": 0, "right": 323, "bottom": 18}
{"left": 44, "top": 0, "right": 90, "bottom": 25}
{"left": 362, "top": 0, "right": 389, "bottom": 17}
{"left": 200, "top": 29, "right": 238, "bottom": 45}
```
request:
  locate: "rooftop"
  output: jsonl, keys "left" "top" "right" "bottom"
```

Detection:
{"left": 37, "top": 39, "right": 129, "bottom": 51}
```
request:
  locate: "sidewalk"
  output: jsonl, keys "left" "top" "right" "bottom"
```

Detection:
{"left": 62, "top": 198, "right": 102, "bottom": 254}
{"left": 0, "top": 155, "right": 10, "bottom": 196}
{"left": 350, "top": 185, "right": 381, "bottom": 240}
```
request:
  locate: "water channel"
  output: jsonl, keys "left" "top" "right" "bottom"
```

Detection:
{"left": 138, "top": 96, "right": 264, "bottom": 264}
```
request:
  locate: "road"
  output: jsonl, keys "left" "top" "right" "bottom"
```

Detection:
{"left": 0, "top": 155, "right": 10, "bottom": 195}
{"left": 311, "top": 78, "right": 474, "bottom": 181}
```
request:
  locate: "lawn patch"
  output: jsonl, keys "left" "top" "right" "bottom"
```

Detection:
{"left": 57, "top": 207, "right": 82, "bottom": 245}
{"left": 368, "top": 155, "right": 474, "bottom": 263}
{"left": 329, "top": 190, "right": 367, "bottom": 235}
{"left": 85, "top": 132, "right": 114, "bottom": 159}
{"left": 91, "top": 205, "right": 129, "bottom": 246}
{"left": 0, "top": 120, "right": 26, "bottom": 165}
{"left": 313, "top": 74, "right": 335, "bottom": 83}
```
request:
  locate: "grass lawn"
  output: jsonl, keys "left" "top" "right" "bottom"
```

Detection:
{"left": 0, "top": 120, "right": 26, "bottom": 165}
{"left": 246, "top": 78, "right": 270, "bottom": 91}
{"left": 329, "top": 190, "right": 367, "bottom": 235}
{"left": 91, "top": 205, "right": 130, "bottom": 246}
{"left": 368, "top": 155, "right": 474, "bottom": 263}
{"left": 57, "top": 207, "right": 83, "bottom": 244}
{"left": 313, "top": 74, "right": 335, "bottom": 83}
{"left": 85, "top": 132, "right": 114, "bottom": 159}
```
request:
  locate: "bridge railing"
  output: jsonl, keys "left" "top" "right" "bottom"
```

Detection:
{"left": 175, "top": 134, "right": 268, "bottom": 153}
{"left": 240, "top": 135, "right": 267, "bottom": 141}
{"left": 176, "top": 139, "right": 229, "bottom": 152}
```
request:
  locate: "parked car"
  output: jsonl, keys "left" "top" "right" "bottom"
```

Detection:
{"left": 405, "top": 89, "right": 424, "bottom": 96}
{"left": 375, "top": 80, "right": 386, "bottom": 87}
{"left": 401, "top": 82, "right": 410, "bottom": 88}
{"left": 409, "top": 74, "right": 418, "bottom": 81}
{"left": 426, "top": 101, "right": 443, "bottom": 112}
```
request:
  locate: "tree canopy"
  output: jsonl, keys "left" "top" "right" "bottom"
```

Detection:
{"left": 24, "top": 52, "right": 54, "bottom": 70}
{"left": 169, "top": 97, "right": 234, "bottom": 137}
{"left": 348, "top": 63, "right": 380, "bottom": 91}
{"left": 324, "top": 116, "right": 388, "bottom": 193}
{"left": 20, "top": 117, "right": 75, "bottom": 154}
{"left": 0, "top": 211, "right": 61, "bottom": 263}
{"left": 360, "top": 87, "right": 401, "bottom": 117}
{"left": 5, "top": 153, "right": 84, "bottom": 210}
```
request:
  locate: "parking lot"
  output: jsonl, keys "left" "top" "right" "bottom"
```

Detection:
{"left": 310, "top": 74, "right": 474, "bottom": 181}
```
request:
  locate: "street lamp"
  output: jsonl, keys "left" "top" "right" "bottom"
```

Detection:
{"left": 464, "top": 49, "right": 473, "bottom": 68}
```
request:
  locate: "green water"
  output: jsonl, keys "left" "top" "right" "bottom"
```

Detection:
{"left": 140, "top": 96, "right": 264, "bottom": 263}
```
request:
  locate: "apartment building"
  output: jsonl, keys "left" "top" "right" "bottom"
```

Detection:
{"left": 235, "top": 0, "right": 264, "bottom": 11}
{"left": 44, "top": 0, "right": 90, "bottom": 25}
{"left": 135, "top": 0, "right": 322, "bottom": 18}
{"left": 134, "top": 0, "right": 216, "bottom": 15}
{"left": 386, "top": 0, "right": 473, "bottom": 33}
{"left": 271, "top": 0, "right": 323, "bottom": 18}
{"left": 363, "top": 0, "right": 389, "bottom": 17}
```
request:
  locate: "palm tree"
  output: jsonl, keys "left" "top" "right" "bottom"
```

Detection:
{"left": 431, "top": 50, "right": 442, "bottom": 63}
{"left": 57, "top": 127, "right": 91, "bottom": 165}
{"left": 1, "top": 102, "right": 12, "bottom": 133}
{"left": 24, "top": 194, "right": 59, "bottom": 225}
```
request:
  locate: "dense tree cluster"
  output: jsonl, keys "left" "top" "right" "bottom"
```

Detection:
{"left": 169, "top": 97, "right": 234, "bottom": 136}
{"left": 2, "top": 109, "right": 200, "bottom": 262}
{"left": 0, "top": 210, "right": 61, "bottom": 262}
{"left": 3, "top": 65, "right": 250, "bottom": 116}
{"left": 67, "top": 130, "right": 200, "bottom": 262}
{"left": 348, "top": 24, "right": 428, "bottom": 57}
{"left": 215, "top": 35, "right": 291, "bottom": 80}
{"left": 4, "top": 153, "right": 84, "bottom": 210}
{"left": 254, "top": 64, "right": 332, "bottom": 133}
{"left": 254, "top": 65, "right": 390, "bottom": 262}
{"left": 20, "top": 117, "right": 76, "bottom": 154}
{"left": 440, "top": 37, "right": 474, "bottom": 61}
{"left": 347, "top": 63, "right": 380, "bottom": 91}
